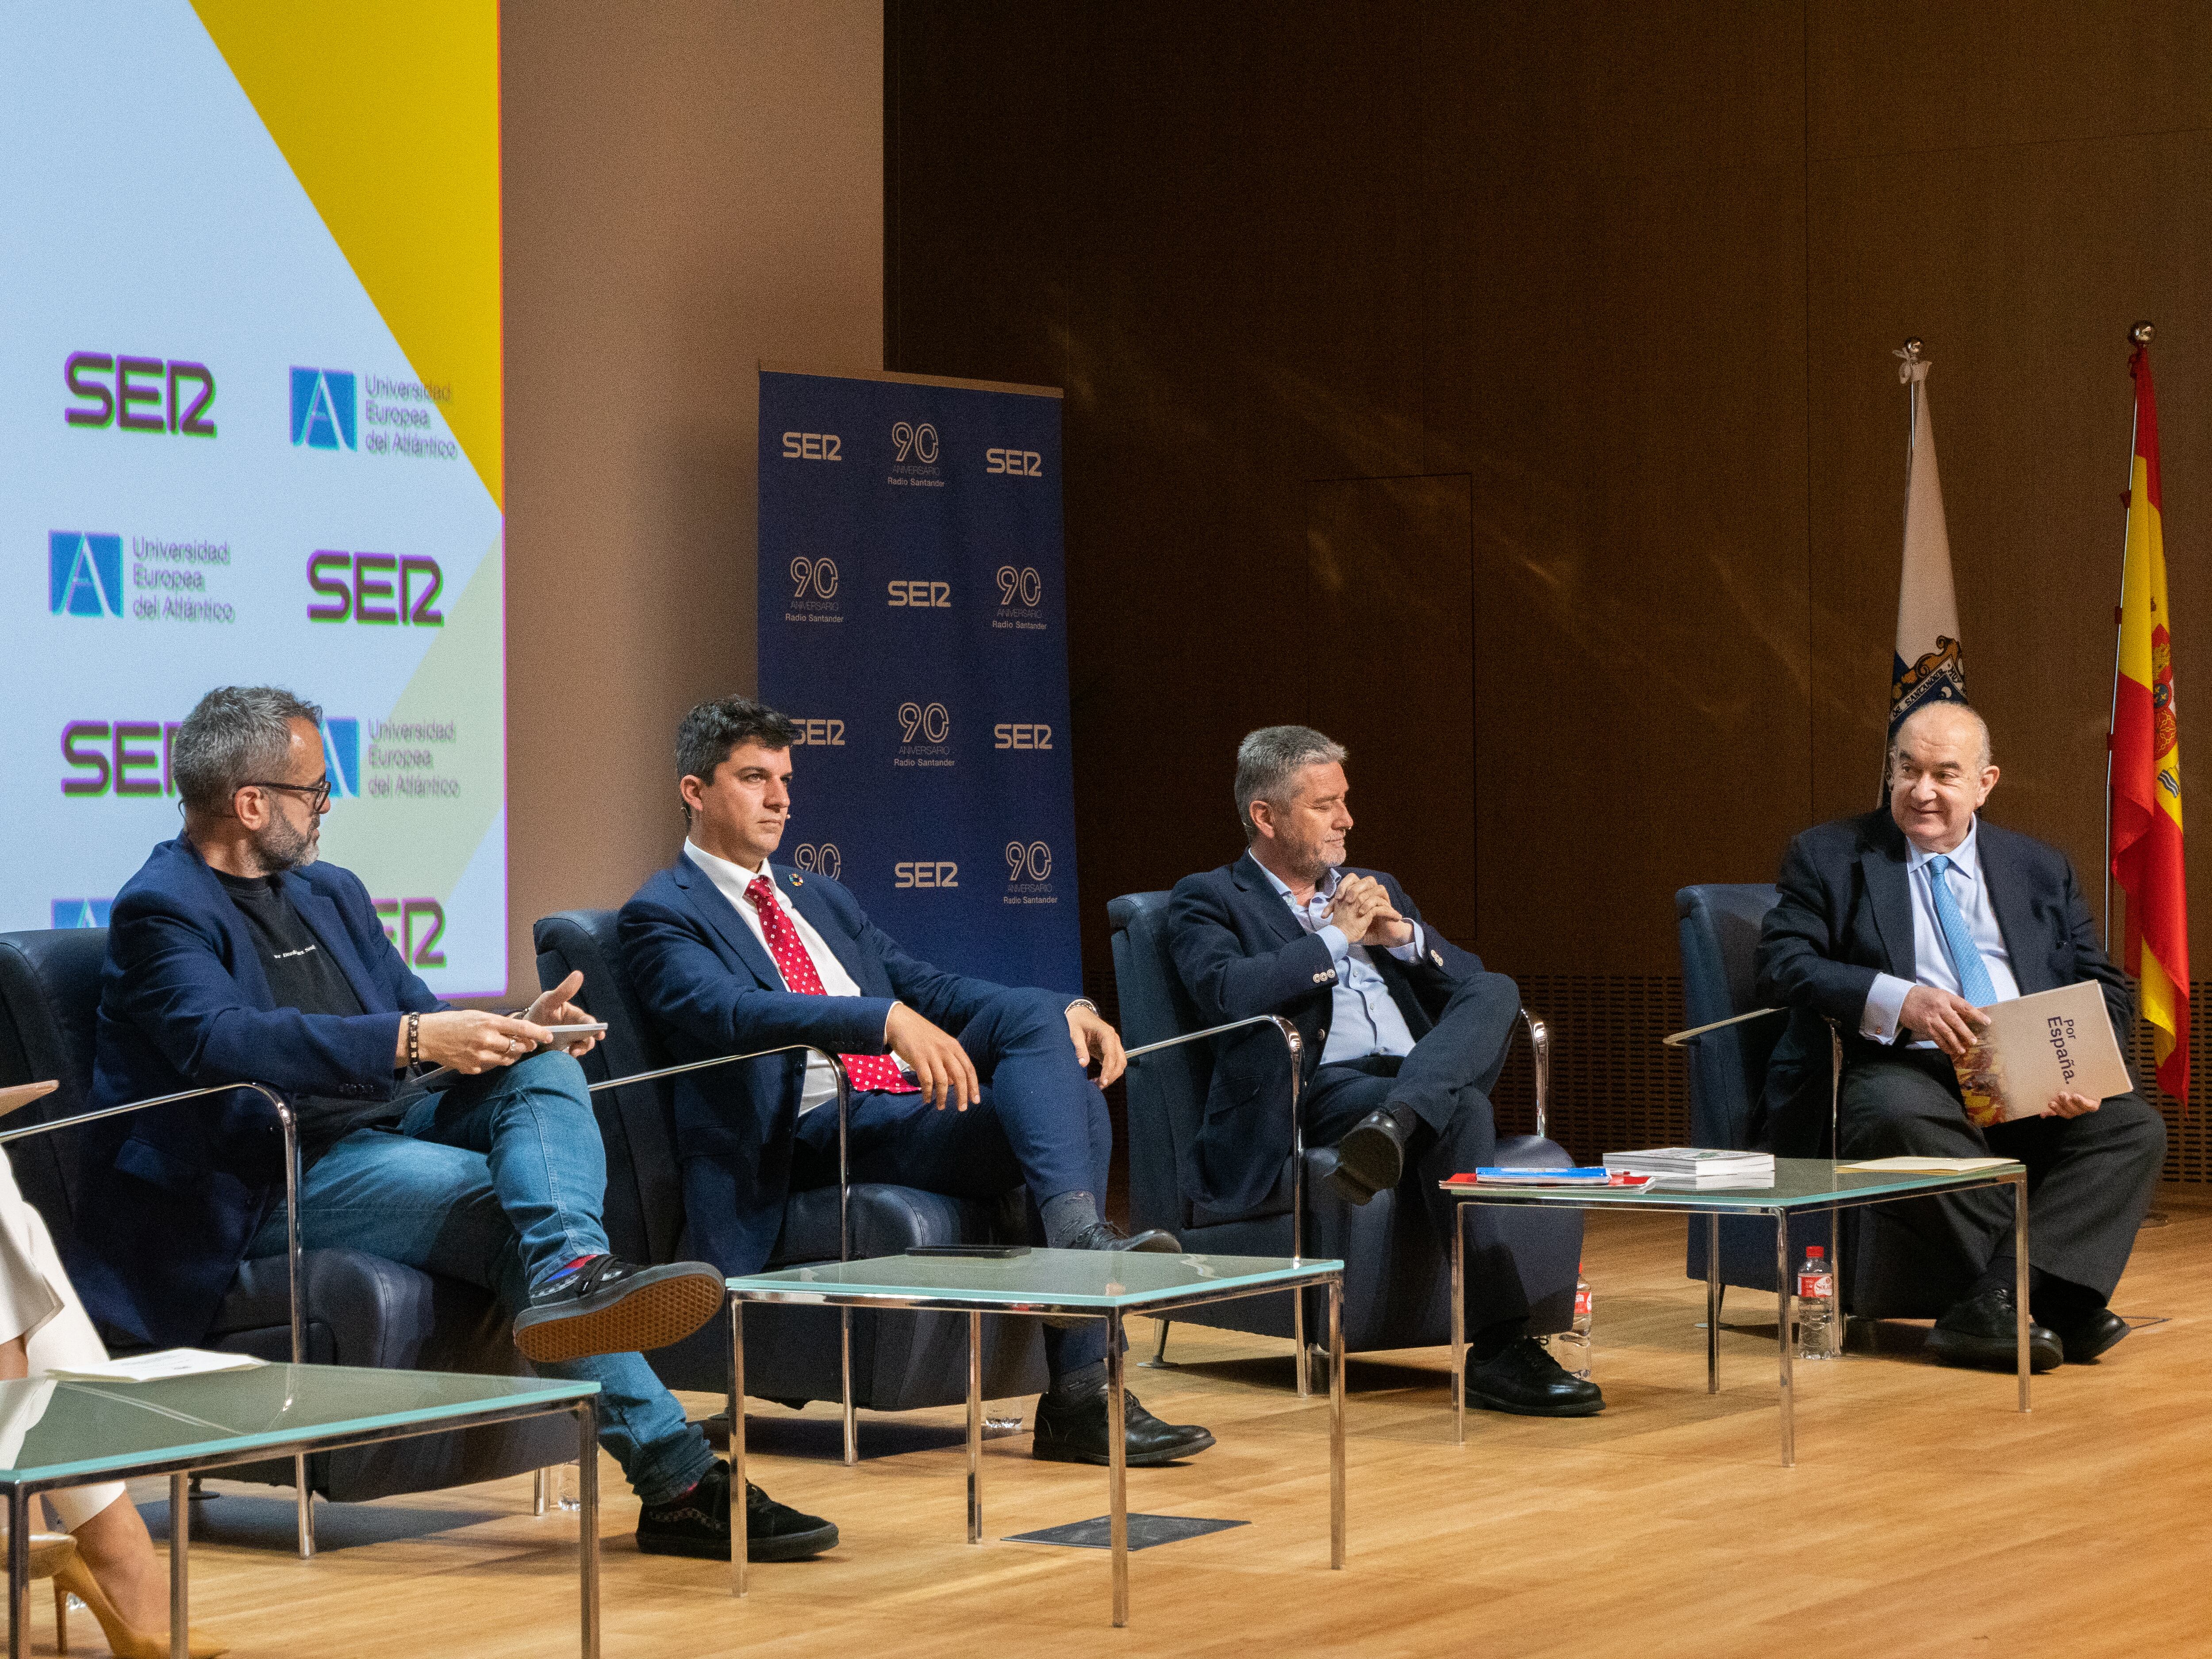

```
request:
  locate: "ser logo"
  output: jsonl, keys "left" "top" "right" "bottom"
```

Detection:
{"left": 291, "top": 367, "right": 357, "bottom": 450}
{"left": 64, "top": 353, "right": 215, "bottom": 437}
{"left": 897, "top": 702, "right": 950, "bottom": 744}
{"left": 891, "top": 421, "right": 939, "bottom": 462}
{"left": 790, "top": 557, "right": 839, "bottom": 599}
{"left": 887, "top": 580, "right": 950, "bottom": 608}
{"left": 374, "top": 899, "right": 447, "bottom": 968}
{"left": 782, "top": 431, "right": 843, "bottom": 461}
{"left": 61, "top": 716, "right": 362, "bottom": 799}
{"left": 49, "top": 533, "right": 123, "bottom": 618}
{"left": 789, "top": 718, "right": 845, "bottom": 747}
{"left": 1005, "top": 841, "right": 1053, "bottom": 883}
{"left": 993, "top": 723, "right": 1053, "bottom": 749}
{"left": 985, "top": 448, "right": 1043, "bottom": 477}
{"left": 894, "top": 860, "right": 959, "bottom": 889}
{"left": 792, "top": 842, "right": 843, "bottom": 879}
{"left": 307, "top": 552, "right": 444, "bottom": 626}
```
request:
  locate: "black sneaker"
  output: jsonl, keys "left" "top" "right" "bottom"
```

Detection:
{"left": 512, "top": 1255, "right": 724, "bottom": 1364}
{"left": 636, "top": 1459, "right": 838, "bottom": 1562}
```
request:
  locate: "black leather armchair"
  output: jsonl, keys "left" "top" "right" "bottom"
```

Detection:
{"left": 532, "top": 909, "right": 1046, "bottom": 1452}
{"left": 0, "top": 928, "right": 573, "bottom": 1551}
{"left": 1106, "top": 891, "right": 1578, "bottom": 1381}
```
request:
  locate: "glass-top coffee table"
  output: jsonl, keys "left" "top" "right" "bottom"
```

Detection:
{"left": 0, "top": 1363, "right": 600, "bottom": 1659}
{"left": 725, "top": 1248, "right": 1347, "bottom": 1626}
{"left": 1445, "top": 1157, "right": 2031, "bottom": 1466}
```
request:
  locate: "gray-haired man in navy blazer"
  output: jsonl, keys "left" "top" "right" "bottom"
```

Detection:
{"left": 1755, "top": 701, "right": 2165, "bottom": 1372}
{"left": 1168, "top": 726, "right": 1597, "bottom": 1418}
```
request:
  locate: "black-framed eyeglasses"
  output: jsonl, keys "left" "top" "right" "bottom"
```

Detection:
{"left": 243, "top": 777, "right": 333, "bottom": 811}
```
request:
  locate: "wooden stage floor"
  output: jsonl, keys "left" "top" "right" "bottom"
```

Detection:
{"left": 81, "top": 1194, "right": 2212, "bottom": 1659}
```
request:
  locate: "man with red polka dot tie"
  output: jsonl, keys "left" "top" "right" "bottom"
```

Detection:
{"left": 621, "top": 696, "right": 1217, "bottom": 1471}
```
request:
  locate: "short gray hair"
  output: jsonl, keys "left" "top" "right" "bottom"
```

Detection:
{"left": 173, "top": 685, "right": 323, "bottom": 813}
{"left": 1888, "top": 700, "right": 1993, "bottom": 779}
{"left": 1234, "top": 725, "right": 1347, "bottom": 841}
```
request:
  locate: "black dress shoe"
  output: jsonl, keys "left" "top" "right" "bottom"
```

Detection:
{"left": 1925, "top": 1285, "right": 2064, "bottom": 1373}
{"left": 1063, "top": 1219, "right": 1182, "bottom": 1253}
{"left": 1464, "top": 1336, "right": 1605, "bottom": 1417}
{"left": 636, "top": 1459, "right": 838, "bottom": 1562}
{"left": 1329, "top": 1109, "right": 1409, "bottom": 1205}
{"left": 1032, "top": 1381, "right": 1216, "bottom": 1466}
{"left": 2049, "top": 1307, "right": 2130, "bottom": 1365}
{"left": 512, "top": 1255, "right": 726, "bottom": 1363}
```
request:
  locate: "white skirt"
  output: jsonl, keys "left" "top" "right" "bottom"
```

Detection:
{"left": 0, "top": 1158, "right": 128, "bottom": 1530}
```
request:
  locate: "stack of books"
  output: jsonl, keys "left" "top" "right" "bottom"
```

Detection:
{"left": 1600, "top": 1147, "right": 1774, "bottom": 1190}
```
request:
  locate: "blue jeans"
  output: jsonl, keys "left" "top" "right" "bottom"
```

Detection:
{"left": 246, "top": 1050, "right": 714, "bottom": 1506}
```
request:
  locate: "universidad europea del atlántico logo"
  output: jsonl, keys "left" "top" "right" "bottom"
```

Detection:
{"left": 291, "top": 367, "right": 357, "bottom": 450}
{"left": 49, "top": 532, "right": 123, "bottom": 617}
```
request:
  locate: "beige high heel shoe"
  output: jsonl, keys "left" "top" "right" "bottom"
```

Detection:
{"left": 50, "top": 1555, "right": 229, "bottom": 1659}
{"left": 0, "top": 1530, "right": 81, "bottom": 1650}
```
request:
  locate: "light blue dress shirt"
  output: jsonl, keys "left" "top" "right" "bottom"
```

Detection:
{"left": 1258, "top": 864, "right": 1426, "bottom": 1065}
{"left": 1859, "top": 816, "right": 2023, "bottom": 1046}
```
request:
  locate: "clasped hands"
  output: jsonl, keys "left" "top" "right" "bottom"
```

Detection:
{"left": 394, "top": 969, "right": 603, "bottom": 1075}
{"left": 1896, "top": 985, "right": 2100, "bottom": 1119}
{"left": 1326, "top": 872, "right": 1413, "bottom": 949}
{"left": 887, "top": 1000, "right": 1126, "bottom": 1112}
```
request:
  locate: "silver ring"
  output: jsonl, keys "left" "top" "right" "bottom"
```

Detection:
{"left": 506, "top": 1037, "right": 518, "bottom": 1055}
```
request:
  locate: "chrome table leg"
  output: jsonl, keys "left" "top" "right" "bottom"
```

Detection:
{"left": 1706, "top": 1213, "right": 1720, "bottom": 1394}
{"left": 730, "top": 1298, "right": 748, "bottom": 1598}
{"left": 966, "top": 1311, "right": 983, "bottom": 1544}
{"left": 1450, "top": 1199, "right": 1466, "bottom": 1445}
{"left": 1107, "top": 1309, "right": 1128, "bottom": 1627}
{"left": 170, "top": 1472, "right": 189, "bottom": 1659}
{"left": 2015, "top": 1173, "right": 2032, "bottom": 1413}
{"left": 577, "top": 1402, "right": 600, "bottom": 1659}
{"left": 1329, "top": 1279, "right": 1345, "bottom": 1570}
{"left": 1775, "top": 1214, "right": 1794, "bottom": 1468}
{"left": 8, "top": 1487, "right": 27, "bottom": 1659}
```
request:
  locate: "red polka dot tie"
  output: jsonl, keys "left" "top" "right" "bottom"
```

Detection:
{"left": 746, "top": 875, "right": 916, "bottom": 1094}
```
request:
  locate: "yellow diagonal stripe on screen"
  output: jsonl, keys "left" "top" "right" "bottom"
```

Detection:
{"left": 191, "top": 1, "right": 503, "bottom": 508}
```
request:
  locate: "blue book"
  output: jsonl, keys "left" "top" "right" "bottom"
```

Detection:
{"left": 1463, "top": 1166, "right": 1614, "bottom": 1186}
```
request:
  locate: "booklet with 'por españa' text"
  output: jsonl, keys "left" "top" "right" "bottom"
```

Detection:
{"left": 1951, "top": 981, "right": 2131, "bottom": 1128}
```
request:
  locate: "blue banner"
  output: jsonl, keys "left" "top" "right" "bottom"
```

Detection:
{"left": 757, "top": 369, "right": 1079, "bottom": 991}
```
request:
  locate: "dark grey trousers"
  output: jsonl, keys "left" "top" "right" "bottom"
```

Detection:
{"left": 1837, "top": 1048, "right": 2166, "bottom": 1305}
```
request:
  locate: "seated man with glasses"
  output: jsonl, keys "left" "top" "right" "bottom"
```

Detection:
{"left": 77, "top": 685, "right": 835, "bottom": 1564}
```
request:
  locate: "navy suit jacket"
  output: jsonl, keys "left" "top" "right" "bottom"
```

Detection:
{"left": 79, "top": 837, "right": 438, "bottom": 1346}
{"left": 1167, "top": 851, "right": 1483, "bottom": 1216}
{"left": 617, "top": 852, "right": 1043, "bottom": 1276}
{"left": 1752, "top": 809, "right": 2134, "bottom": 1152}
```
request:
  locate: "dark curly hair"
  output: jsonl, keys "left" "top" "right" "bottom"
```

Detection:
{"left": 673, "top": 695, "right": 799, "bottom": 822}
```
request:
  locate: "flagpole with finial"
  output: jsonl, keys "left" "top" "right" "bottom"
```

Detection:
{"left": 2108, "top": 320, "right": 2154, "bottom": 958}
{"left": 1883, "top": 337, "right": 1928, "bottom": 801}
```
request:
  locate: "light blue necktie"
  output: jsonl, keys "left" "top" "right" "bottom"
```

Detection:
{"left": 1924, "top": 854, "right": 1997, "bottom": 1006}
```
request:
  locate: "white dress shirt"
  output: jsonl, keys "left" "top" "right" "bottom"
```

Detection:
{"left": 683, "top": 840, "right": 897, "bottom": 1113}
{"left": 1859, "top": 816, "right": 2024, "bottom": 1047}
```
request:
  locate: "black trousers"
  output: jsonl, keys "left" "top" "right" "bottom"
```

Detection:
{"left": 1303, "top": 970, "right": 1548, "bottom": 1333}
{"left": 1837, "top": 1047, "right": 2166, "bottom": 1308}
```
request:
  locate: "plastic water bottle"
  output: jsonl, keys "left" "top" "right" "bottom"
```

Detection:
{"left": 1544, "top": 1263, "right": 1594, "bottom": 1379}
{"left": 1795, "top": 1244, "right": 1840, "bottom": 1360}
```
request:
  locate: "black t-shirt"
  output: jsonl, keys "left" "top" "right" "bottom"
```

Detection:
{"left": 213, "top": 869, "right": 415, "bottom": 1160}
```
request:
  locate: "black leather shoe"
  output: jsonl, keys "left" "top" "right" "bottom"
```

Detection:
{"left": 1063, "top": 1219, "right": 1182, "bottom": 1253}
{"left": 513, "top": 1255, "right": 725, "bottom": 1363}
{"left": 2050, "top": 1306, "right": 2130, "bottom": 1365}
{"left": 1464, "top": 1336, "right": 1605, "bottom": 1417}
{"left": 1329, "top": 1110, "right": 1408, "bottom": 1204}
{"left": 1926, "top": 1285, "right": 2064, "bottom": 1373}
{"left": 636, "top": 1460, "right": 837, "bottom": 1562}
{"left": 1031, "top": 1382, "right": 1216, "bottom": 1466}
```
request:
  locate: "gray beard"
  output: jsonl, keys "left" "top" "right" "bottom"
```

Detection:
{"left": 252, "top": 816, "right": 319, "bottom": 874}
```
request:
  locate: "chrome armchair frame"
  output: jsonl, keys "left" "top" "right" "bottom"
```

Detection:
{"left": 582, "top": 1045, "right": 860, "bottom": 1460}
{"left": 0, "top": 1081, "right": 311, "bottom": 1556}
{"left": 1125, "top": 1005, "right": 1551, "bottom": 1396}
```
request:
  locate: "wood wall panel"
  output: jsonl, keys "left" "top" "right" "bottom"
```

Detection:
{"left": 887, "top": 0, "right": 2212, "bottom": 1156}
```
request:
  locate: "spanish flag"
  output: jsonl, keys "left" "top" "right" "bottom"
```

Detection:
{"left": 2110, "top": 339, "right": 2189, "bottom": 1101}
